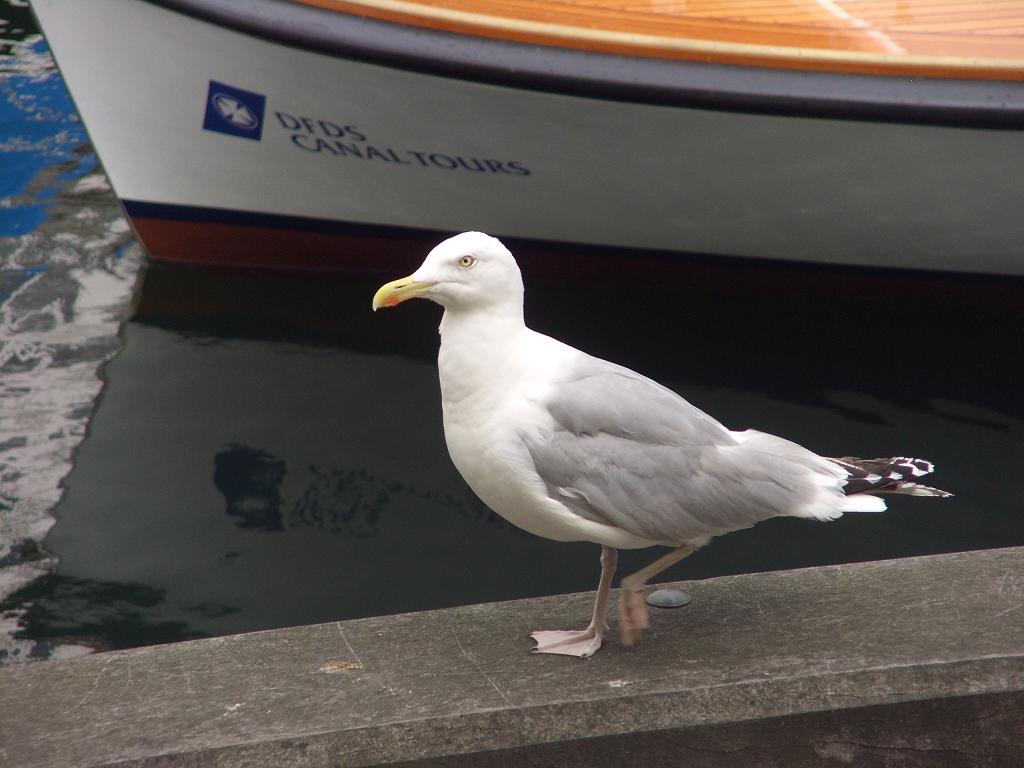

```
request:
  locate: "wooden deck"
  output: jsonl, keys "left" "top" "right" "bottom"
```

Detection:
{"left": 293, "top": 0, "right": 1024, "bottom": 79}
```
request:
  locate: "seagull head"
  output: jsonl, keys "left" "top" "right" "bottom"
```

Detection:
{"left": 372, "top": 232, "right": 523, "bottom": 313}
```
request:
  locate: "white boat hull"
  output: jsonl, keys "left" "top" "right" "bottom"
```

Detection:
{"left": 32, "top": 0, "right": 1024, "bottom": 274}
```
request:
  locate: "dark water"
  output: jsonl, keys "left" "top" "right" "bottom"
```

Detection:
{"left": 2, "top": 8, "right": 1023, "bottom": 662}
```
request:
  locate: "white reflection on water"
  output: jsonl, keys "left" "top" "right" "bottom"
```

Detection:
{"left": 0, "top": 176, "right": 142, "bottom": 662}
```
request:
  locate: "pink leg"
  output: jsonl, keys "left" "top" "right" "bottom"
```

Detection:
{"left": 619, "top": 544, "right": 695, "bottom": 647}
{"left": 531, "top": 546, "right": 617, "bottom": 658}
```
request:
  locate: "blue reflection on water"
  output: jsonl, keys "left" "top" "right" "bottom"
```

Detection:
{"left": 0, "top": 37, "right": 89, "bottom": 236}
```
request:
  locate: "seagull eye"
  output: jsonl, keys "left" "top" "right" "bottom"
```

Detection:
{"left": 457, "top": 255, "right": 477, "bottom": 269}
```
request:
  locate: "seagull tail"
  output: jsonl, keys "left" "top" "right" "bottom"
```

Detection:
{"left": 829, "top": 456, "right": 953, "bottom": 499}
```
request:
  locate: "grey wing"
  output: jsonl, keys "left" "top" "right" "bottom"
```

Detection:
{"left": 522, "top": 356, "right": 820, "bottom": 544}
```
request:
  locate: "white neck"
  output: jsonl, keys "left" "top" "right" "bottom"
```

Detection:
{"left": 437, "top": 301, "right": 526, "bottom": 406}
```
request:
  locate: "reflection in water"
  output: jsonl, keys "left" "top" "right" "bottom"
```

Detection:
{"left": 289, "top": 464, "right": 391, "bottom": 538}
{"left": 215, "top": 443, "right": 508, "bottom": 538}
{"left": 214, "top": 445, "right": 287, "bottom": 532}
{"left": 0, "top": 574, "right": 208, "bottom": 652}
{"left": 213, "top": 444, "right": 400, "bottom": 538}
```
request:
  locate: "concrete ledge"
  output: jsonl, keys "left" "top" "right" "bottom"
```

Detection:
{"left": 2, "top": 547, "right": 1023, "bottom": 767}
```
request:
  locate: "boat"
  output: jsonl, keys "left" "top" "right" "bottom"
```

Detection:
{"left": 31, "top": 0, "right": 1024, "bottom": 275}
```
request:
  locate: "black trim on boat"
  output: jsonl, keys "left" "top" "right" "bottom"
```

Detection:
{"left": 147, "top": 0, "right": 1024, "bottom": 127}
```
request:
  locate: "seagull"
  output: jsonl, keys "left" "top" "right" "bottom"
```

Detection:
{"left": 372, "top": 232, "right": 951, "bottom": 658}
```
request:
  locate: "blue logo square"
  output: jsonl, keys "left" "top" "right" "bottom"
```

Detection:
{"left": 203, "top": 81, "right": 266, "bottom": 140}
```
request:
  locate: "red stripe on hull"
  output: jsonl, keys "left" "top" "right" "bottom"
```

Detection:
{"left": 130, "top": 217, "right": 437, "bottom": 273}
{"left": 129, "top": 214, "right": 759, "bottom": 285}
{"left": 129, "top": 214, "right": 710, "bottom": 280}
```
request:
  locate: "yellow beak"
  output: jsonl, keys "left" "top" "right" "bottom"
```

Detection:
{"left": 371, "top": 274, "right": 434, "bottom": 311}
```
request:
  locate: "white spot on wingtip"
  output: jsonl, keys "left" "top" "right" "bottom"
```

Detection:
{"left": 894, "top": 457, "right": 933, "bottom": 476}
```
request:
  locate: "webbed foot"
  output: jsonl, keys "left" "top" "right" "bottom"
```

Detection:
{"left": 530, "top": 627, "right": 603, "bottom": 658}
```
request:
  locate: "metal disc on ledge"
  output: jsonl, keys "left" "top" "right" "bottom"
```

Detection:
{"left": 645, "top": 589, "right": 691, "bottom": 608}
